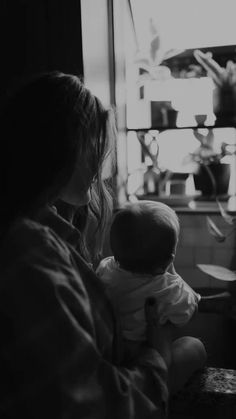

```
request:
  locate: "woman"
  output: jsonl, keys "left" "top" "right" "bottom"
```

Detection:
{"left": 0, "top": 72, "right": 170, "bottom": 418}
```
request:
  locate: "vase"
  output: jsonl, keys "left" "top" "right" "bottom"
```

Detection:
{"left": 193, "top": 163, "right": 231, "bottom": 197}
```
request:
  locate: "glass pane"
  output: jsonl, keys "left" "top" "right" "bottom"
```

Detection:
{"left": 125, "top": 0, "right": 236, "bottom": 129}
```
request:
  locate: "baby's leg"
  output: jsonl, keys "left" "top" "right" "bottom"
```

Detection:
{"left": 169, "top": 336, "right": 207, "bottom": 395}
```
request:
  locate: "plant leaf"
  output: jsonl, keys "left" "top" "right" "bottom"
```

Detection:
{"left": 150, "top": 35, "right": 161, "bottom": 63}
{"left": 137, "top": 132, "right": 155, "bottom": 163}
{"left": 136, "top": 73, "right": 153, "bottom": 87}
{"left": 216, "top": 198, "right": 234, "bottom": 225}
{"left": 134, "top": 57, "right": 150, "bottom": 69}
{"left": 193, "top": 50, "right": 224, "bottom": 83}
{"left": 197, "top": 264, "right": 236, "bottom": 281}
{"left": 162, "top": 48, "right": 185, "bottom": 61}
{"left": 206, "top": 216, "right": 226, "bottom": 242}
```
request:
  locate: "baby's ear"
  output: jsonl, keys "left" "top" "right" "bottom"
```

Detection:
{"left": 168, "top": 253, "right": 175, "bottom": 265}
{"left": 166, "top": 254, "right": 175, "bottom": 272}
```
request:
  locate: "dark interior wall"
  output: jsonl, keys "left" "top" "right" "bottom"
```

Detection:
{"left": 0, "top": 0, "right": 83, "bottom": 97}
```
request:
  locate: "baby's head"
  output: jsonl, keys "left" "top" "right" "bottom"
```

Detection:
{"left": 110, "top": 200, "right": 180, "bottom": 275}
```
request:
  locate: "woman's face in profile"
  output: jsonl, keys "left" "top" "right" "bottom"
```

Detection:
{"left": 59, "top": 159, "right": 96, "bottom": 207}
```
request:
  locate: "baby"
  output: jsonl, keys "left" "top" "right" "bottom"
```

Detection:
{"left": 97, "top": 200, "right": 206, "bottom": 392}
{"left": 97, "top": 200, "right": 201, "bottom": 340}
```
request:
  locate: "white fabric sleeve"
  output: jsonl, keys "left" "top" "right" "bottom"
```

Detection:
{"left": 158, "top": 275, "right": 200, "bottom": 326}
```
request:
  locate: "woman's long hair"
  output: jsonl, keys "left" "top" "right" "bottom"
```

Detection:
{"left": 0, "top": 72, "right": 116, "bottom": 262}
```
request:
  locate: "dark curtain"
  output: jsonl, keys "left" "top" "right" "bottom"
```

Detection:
{"left": 0, "top": 0, "right": 84, "bottom": 98}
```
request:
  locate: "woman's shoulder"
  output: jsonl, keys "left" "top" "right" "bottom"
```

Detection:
{"left": 0, "top": 216, "right": 89, "bottom": 305}
{"left": 0, "top": 217, "right": 71, "bottom": 267}
{"left": 9, "top": 216, "right": 53, "bottom": 238}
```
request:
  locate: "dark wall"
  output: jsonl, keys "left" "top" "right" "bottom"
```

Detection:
{"left": 0, "top": 0, "right": 83, "bottom": 97}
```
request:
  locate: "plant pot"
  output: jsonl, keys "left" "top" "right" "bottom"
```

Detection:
{"left": 193, "top": 163, "right": 231, "bottom": 197}
{"left": 165, "top": 172, "right": 189, "bottom": 195}
{"left": 213, "top": 86, "right": 236, "bottom": 125}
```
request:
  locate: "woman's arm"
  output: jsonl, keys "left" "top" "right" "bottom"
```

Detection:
{"left": 0, "top": 226, "right": 168, "bottom": 419}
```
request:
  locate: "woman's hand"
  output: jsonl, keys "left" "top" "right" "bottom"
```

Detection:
{"left": 145, "top": 297, "right": 174, "bottom": 367}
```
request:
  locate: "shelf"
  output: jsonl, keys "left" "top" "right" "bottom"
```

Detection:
{"left": 135, "top": 194, "right": 236, "bottom": 214}
{"left": 127, "top": 123, "right": 236, "bottom": 132}
{"left": 137, "top": 194, "right": 194, "bottom": 207}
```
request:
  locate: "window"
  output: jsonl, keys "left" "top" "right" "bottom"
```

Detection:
{"left": 113, "top": 0, "right": 236, "bottom": 201}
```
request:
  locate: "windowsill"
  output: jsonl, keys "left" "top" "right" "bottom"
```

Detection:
{"left": 128, "top": 195, "right": 236, "bottom": 214}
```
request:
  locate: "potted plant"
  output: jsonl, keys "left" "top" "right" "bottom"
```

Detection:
{"left": 134, "top": 18, "right": 184, "bottom": 84}
{"left": 186, "top": 128, "right": 232, "bottom": 197}
{"left": 189, "top": 50, "right": 236, "bottom": 198}
{"left": 132, "top": 18, "right": 183, "bottom": 127}
{"left": 186, "top": 50, "right": 236, "bottom": 302}
{"left": 194, "top": 49, "right": 236, "bottom": 125}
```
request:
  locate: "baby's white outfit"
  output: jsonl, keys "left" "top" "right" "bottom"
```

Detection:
{"left": 97, "top": 256, "right": 201, "bottom": 342}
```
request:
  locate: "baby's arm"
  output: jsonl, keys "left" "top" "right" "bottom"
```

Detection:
{"left": 165, "top": 269, "right": 201, "bottom": 326}
{"left": 168, "top": 263, "right": 200, "bottom": 305}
